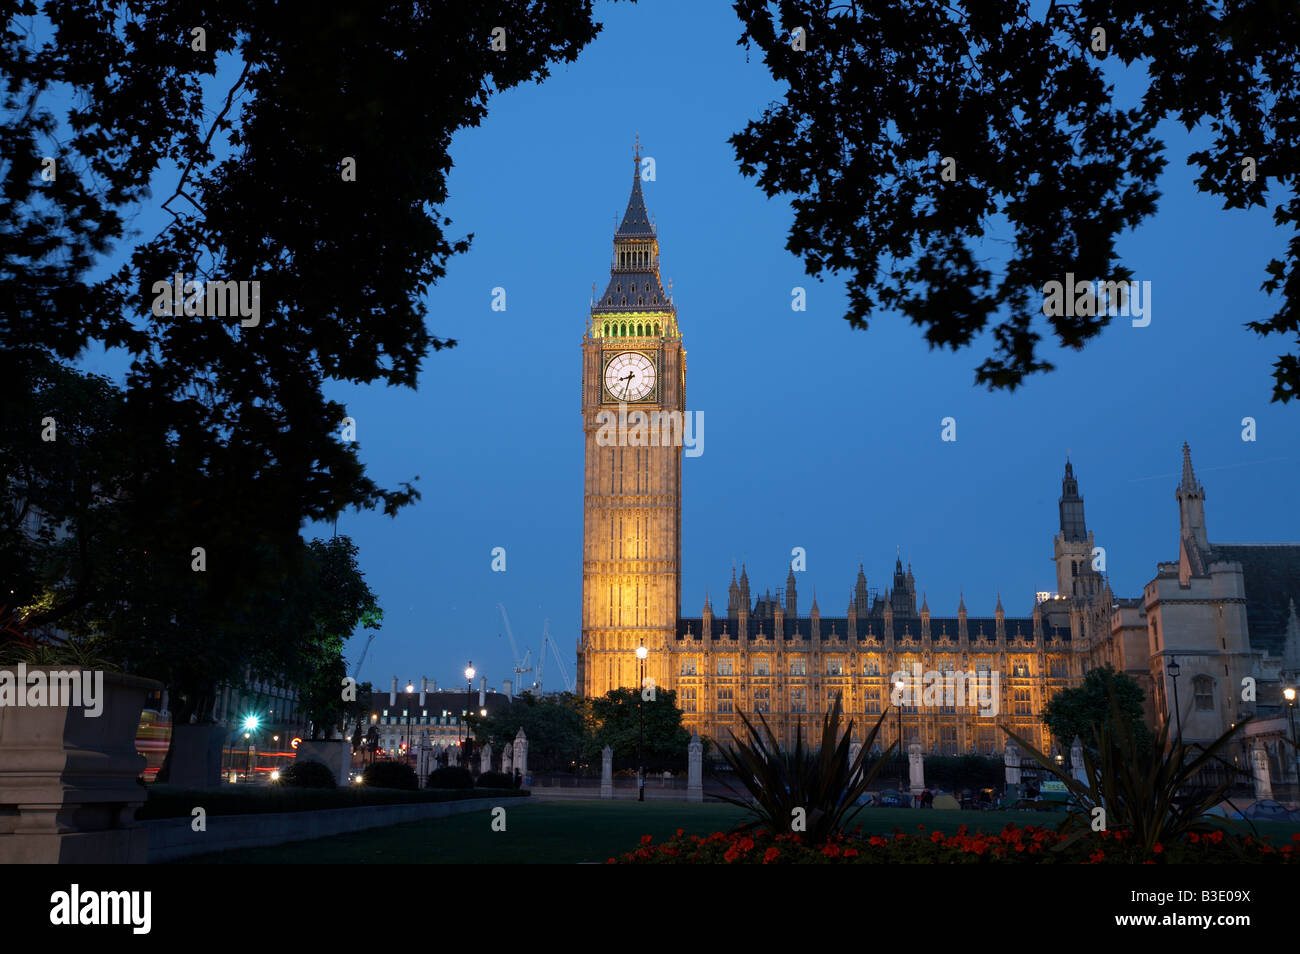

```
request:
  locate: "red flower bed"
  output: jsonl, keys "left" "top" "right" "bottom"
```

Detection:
{"left": 607, "top": 826, "right": 1300, "bottom": 864}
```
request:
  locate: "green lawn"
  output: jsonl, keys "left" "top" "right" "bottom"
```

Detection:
{"left": 169, "top": 802, "right": 1064, "bottom": 864}
{"left": 172, "top": 800, "right": 1300, "bottom": 864}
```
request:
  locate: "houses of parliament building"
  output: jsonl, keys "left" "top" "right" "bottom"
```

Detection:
{"left": 577, "top": 152, "right": 1300, "bottom": 770}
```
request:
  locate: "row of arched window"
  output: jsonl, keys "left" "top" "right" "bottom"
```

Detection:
{"left": 617, "top": 248, "right": 653, "bottom": 269}
{"left": 602, "top": 320, "right": 660, "bottom": 337}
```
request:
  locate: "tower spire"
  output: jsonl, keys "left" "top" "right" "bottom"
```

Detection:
{"left": 616, "top": 147, "right": 654, "bottom": 239}
{"left": 1059, "top": 457, "right": 1086, "bottom": 541}
{"left": 1176, "top": 442, "right": 1209, "bottom": 551}
{"left": 591, "top": 146, "right": 673, "bottom": 321}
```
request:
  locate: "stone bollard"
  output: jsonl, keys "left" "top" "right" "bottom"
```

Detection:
{"left": 908, "top": 737, "right": 925, "bottom": 796}
{"left": 513, "top": 728, "right": 528, "bottom": 781}
{"left": 1004, "top": 740, "right": 1021, "bottom": 802}
{"left": 687, "top": 734, "right": 703, "bottom": 803}
{"left": 1251, "top": 739, "right": 1273, "bottom": 800}
{"left": 601, "top": 745, "right": 614, "bottom": 799}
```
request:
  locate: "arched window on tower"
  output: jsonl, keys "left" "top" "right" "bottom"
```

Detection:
{"left": 1193, "top": 675, "right": 1215, "bottom": 710}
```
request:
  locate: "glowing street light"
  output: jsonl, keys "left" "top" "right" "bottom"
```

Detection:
{"left": 894, "top": 678, "right": 906, "bottom": 791}
{"left": 463, "top": 662, "right": 476, "bottom": 748}
{"left": 636, "top": 645, "right": 649, "bottom": 802}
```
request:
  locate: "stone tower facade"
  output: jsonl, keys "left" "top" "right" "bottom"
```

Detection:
{"left": 577, "top": 150, "right": 685, "bottom": 700}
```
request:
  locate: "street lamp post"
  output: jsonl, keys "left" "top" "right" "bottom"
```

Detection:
{"left": 636, "top": 645, "right": 648, "bottom": 803}
{"left": 894, "top": 677, "right": 906, "bottom": 792}
{"left": 1284, "top": 686, "right": 1298, "bottom": 785}
{"left": 464, "top": 663, "right": 476, "bottom": 768}
{"left": 1168, "top": 657, "right": 1182, "bottom": 746}
{"left": 405, "top": 681, "right": 414, "bottom": 767}
{"left": 242, "top": 715, "right": 260, "bottom": 782}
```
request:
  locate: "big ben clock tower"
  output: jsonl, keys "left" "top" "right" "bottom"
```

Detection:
{"left": 578, "top": 148, "right": 684, "bottom": 700}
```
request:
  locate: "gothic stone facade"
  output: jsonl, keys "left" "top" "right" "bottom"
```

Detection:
{"left": 577, "top": 156, "right": 1299, "bottom": 763}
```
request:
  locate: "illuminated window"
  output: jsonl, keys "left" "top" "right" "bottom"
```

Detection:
{"left": 978, "top": 726, "right": 997, "bottom": 755}
{"left": 717, "top": 657, "right": 734, "bottom": 676}
{"left": 940, "top": 725, "right": 958, "bottom": 756}
{"left": 1014, "top": 689, "right": 1032, "bottom": 715}
{"left": 682, "top": 687, "right": 697, "bottom": 713}
{"left": 717, "top": 688, "right": 734, "bottom": 713}
{"left": 790, "top": 659, "right": 806, "bottom": 676}
{"left": 753, "top": 658, "right": 770, "bottom": 676}
{"left": 754, "top": 687, "right": 770, "bottom": 713}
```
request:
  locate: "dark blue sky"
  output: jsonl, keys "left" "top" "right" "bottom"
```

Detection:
{"left": 82, "top": 2, "right": 1300, "bottom": 694}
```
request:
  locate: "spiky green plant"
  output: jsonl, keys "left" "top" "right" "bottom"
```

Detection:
{"left": 1003, "top": 688, "right": 1251, "bottom": 856}
{"left": 711, "top": 692, "right": 893, "bottom": 844}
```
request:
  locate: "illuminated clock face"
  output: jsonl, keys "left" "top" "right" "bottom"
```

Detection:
{"left": 604, "top": 351, "right": 656, "bottom": 402}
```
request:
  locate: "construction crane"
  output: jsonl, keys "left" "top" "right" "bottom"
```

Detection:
{"left": 534, "top": 619, "right": 547, "bottom": 694}
{"left": 351, "top": 631, "right": 378, "bottom": 678}
{"left": 541, "top": 623, "right": 575, "bottom": 693}
{"left": 497, "top": 603, "right": 533, "bottom": 693}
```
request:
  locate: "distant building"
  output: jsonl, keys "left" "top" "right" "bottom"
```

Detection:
{"left": 363, "top": 678, "right": 513, "bottom": 758}
{"left": 1090, "top": 445, "right": 1300, "bottom": 789}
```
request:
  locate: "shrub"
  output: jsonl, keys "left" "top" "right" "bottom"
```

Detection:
{"left": 427, "top": 766, "right": 475, "bottom": 790}
{"left": 476, "top": 770, "right": 515, "bottom": 789}
{"left": 275, "top": 759, "right": 337, "bottom": 789}
{"left": 1004, "top": 687, "right": 1253, "bottom": 856}
{"left": 362, "top": 759, "right": 418, "bottom": 790}
{"left": 712, "top": 692, "right": 892, "bottom": 845}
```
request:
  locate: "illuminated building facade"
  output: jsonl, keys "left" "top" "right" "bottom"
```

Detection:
{"left": 577, "top": 156, "right": 1298, "bottom": 768}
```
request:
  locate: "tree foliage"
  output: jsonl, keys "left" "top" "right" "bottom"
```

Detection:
{"left": 1, "top": 0, "right": 616, "bottom": 716}
{"left": 472, "top": 691, "right": 586, "bottom": 772}
{"left": 1041, "top": 664, "right": 1152, "bottom": 756}
{"left": 292, "top": 536, "right": 382, "bottom": 738}
{"left": 732, "top": 0, "right": 1300, "bottom": 399}
{"left": 585, "top": 687, "right": 691, "bottom": 766}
